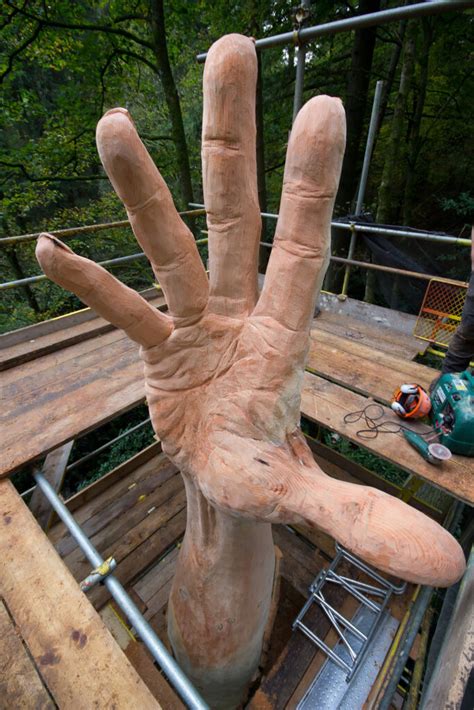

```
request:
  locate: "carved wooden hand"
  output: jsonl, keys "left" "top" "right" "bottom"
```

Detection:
{"left": 36, "top": 35, "right": 464, "bottom": 589}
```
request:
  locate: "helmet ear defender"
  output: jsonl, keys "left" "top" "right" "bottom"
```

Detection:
{"left": 400, "top": 384, "right": 418, "bottom": 395}
{"left": 391, "top": 401, "right": 407, "bottom": 416}
{"left": 391, "top": 383, "right": 432, "bottom": 419}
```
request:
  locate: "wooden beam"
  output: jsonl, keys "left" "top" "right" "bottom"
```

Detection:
{"left": 420, "top": 550, "right": 474, "bottom": 709}
{"left": 0, "top": 599, "right": 54, "bottom": 709}
{"left": 0, "top": 480, "right": 160, "bottom": 709}
{"left": 29, "top": 441, "right": 74, "bottom": 530}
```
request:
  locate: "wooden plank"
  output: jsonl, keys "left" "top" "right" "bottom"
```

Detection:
{"left": 60, "top": 476, "right": 186, "bottom": 585}
{"left": 90, "top": 508, "right": 186, "bottom": 610}
{"left": 52, "top": 458, "right": 178, "bottom": 558}
{"left": 318, "top": 293, "right": 419, "bottom": 339}
{"left": 0, "top": 599, "right": 54, "bottom": 709}
{"left": 272, "top": 526, "right": 327, "bottom": 597}
{"left": 135, "top": 547, "right": 180, "bottom": 607}
{"left": 312, "top": 309, "right": 423, "bottom": 361}
{"left": 1, "top": 334, "right": 145, "bottom": 476}
{"left": 125, "top": 641, "right": 185, "bottom": 710}
{"left": 0, "top": 480, "right": 160, "bottom": 709}
{"left": 29, "top": 441, "right": 74, "bottom": 530}
{"left": 62, "top": 441, "right": 162, "bottom": 515}
{"left": 420, "top": 550, "right": 474, "bottom": 710}
{"left": 3, "top": 313, "right": 472, "bottom": 506}
{"left": 286, "top": 592, "right": 361, "bottom": 710}
{"left": 307, "top": 329, "right": 434, "bottom": 404}
{"left": 301, "top": 372, "right": 474, "bottom": 505}
{"left": 248, "top": 579, "right": 347, "bottom": 710}
{"left": 0, "top": 287, "right": 163, "bottom": 369}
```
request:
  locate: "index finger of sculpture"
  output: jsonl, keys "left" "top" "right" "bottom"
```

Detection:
{"left": 36, "top": 234, "right": 172, "bottom": 347}
{"left": 202, "top": 34, "right": 261, "bottom": 317}
{"left": 254, "top": 96, "right": 346, "bottom": 332}
{"left": 96, "top": 108, "right": 208, "bottom": 321}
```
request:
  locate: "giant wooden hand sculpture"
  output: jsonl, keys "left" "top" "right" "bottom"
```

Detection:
{"left": 37, "top": 35, "right": 465, "bottom": 708}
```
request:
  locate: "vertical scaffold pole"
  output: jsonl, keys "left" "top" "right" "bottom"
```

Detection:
{"left": 340, "top": 79, "right": 384, "bottom": 298}
{"left": 292, "top": 1, "right": 311, "bottom": 123}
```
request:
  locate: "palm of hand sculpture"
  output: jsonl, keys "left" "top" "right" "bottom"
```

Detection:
{"left": 37, "top": 34, "right": 464, "bottom": 707}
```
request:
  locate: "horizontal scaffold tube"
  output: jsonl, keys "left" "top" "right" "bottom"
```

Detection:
{"left": 197, "top": 1, "right": 474, "bottom": 61}
{"left": 0, "top": 209, "right": 206, "bottom": 246}
{"left": 0, "top": 238, "right": 208, "bottom": 290}
{"left": 189, "top": 203, "right": 472, "bottom": 246}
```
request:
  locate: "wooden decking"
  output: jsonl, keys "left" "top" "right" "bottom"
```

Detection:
{"left": 2, "top": 296, "right": 473, "bottom": 504}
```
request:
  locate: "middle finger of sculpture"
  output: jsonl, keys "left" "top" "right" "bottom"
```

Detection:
{"left": 36, "top": 34, "right": 465, "bottom": 708}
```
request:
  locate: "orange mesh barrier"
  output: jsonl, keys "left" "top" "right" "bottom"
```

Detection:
{"left": 414, "top": 278, "right": 468, "bottom": 347}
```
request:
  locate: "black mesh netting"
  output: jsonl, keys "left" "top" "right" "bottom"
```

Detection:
{"left": 341, "top": 213, "right": 446, "bottom": 314}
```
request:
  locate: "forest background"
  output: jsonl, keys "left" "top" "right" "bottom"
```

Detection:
{"left": 1, "top": 0, "right": 472, "bottom": 495}
{"left": 1, "top": 0, "right": 473, "bottom": 334}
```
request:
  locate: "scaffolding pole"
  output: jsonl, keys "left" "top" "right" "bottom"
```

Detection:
{"left": 190, "top": 204, "right": 472, "bottom": 246}
{"left": 292, "top": 1, "right": 311, "bottom": 123}
{"left": 32, "top": 469, "right": 209, "bottom": 710}
{"left": 340, "top": 79, "right": 384, "bottom": 298}
{"left": 0, "top": 238, "right": 208, "bottom": 291}
{"left": 197, "top": 1, "right": 474, "bottom": 62}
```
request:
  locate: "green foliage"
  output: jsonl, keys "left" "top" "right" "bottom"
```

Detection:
{"left": 440, "top": 192, "right": 474, "bottom": 223}
{"left": 321, "top": 430, "right": 409, "bottom": 487}
{"left": 62, "top": 403, "right": 155, "bottom": 497}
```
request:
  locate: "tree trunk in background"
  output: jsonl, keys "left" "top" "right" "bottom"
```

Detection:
{"left": 149, "top": 0, "right": 194, "bottom": 208}
{"left": 377, "top": 20, "right": 407, "bottom": 146}
{"left": 363, "top": 21, "right": 406, "bottom": 304}
{"left": 402, "top": 19, "right": 434, "bottom": 225}
{"left": 5, "top": 247, "right": 40, "bottom": 313}
{"left": 328, "top": 0, "right": 380, "bottom": 294}
{"left": 376, "top": 21, "right": 416, "bottom": 225}
{"left": 337, "top": 0, "right": 381, "bottom": 213}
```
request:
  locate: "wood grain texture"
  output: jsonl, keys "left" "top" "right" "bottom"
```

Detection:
{"left": 29, "top": 441, "right": 73, "bottom": 530}
{"left": 312, "top": 307, "right": 424, "bottom": 360}
{"left": 420, "top": 550, "right": 474, "bottom": 710}
{"left": 0, "top": 480, "right": 160, "bottom": 709}
{"left": 0, "top": 289, "right": 165, "bottom": 371}
{"left": 307, "top": 328, "right": 434, "bottom": 403}
{"left": 3, "top": 323, "right": 472, "bottom": 505}
{"left": 0, "top": 599, "right": 54, "bottom": 709}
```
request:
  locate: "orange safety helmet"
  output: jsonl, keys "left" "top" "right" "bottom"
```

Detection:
{"left": 391, "top": 384, "right": 432, "bottom": 419}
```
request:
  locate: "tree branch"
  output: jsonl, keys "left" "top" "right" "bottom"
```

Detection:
{"left": 0, "top": 21, "right": 43, "bottom": 83}
{"left": 5, "top": 1, "right": 154, "bottom": 51}
{"left": 0, "top": 159, "right": 107, "bottom": 183}
{"left": 112, "top": 13, "right": 148, "bottom": 24}
{"left": 116, "top": 48, "right": 158, "bottom": 73}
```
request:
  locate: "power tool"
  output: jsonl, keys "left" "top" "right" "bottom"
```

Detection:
{"left": 430, "top": 370, "right": 474, "bottom": 456}
{"left": 392, "top": 370, "right": 474, "bottom": 462}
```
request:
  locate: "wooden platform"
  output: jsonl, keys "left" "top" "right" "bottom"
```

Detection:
{"left": 44, "top": 443, "right": 419, "bottom": 710}
{"left": 2, "top": 299, "right": 473, "bottom": 504}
